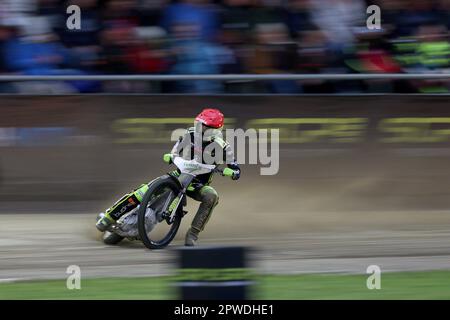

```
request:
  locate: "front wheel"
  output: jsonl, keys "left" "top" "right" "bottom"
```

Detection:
{"left": 137, "top": 176, "right": 183, "bottom": 249}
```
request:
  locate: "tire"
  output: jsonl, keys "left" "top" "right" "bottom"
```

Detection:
{"left": 103, "top": 231, "right": 124, "bottom": 245}
{"left": 137, "top": 176, "right": 183, "bottom": 250}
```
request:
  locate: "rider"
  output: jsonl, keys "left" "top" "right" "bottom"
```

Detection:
{"left": 96, "top": 108, "right": 241, "bottom": 246}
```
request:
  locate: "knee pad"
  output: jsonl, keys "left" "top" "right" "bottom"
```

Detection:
{"left": 201, "top": 187, "right": 219, "bottom": 207}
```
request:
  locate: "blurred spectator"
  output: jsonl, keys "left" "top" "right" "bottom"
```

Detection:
{"left": 344, "top": 29, "right": 402, "bottom": 93}
{"left": 37, "top": 0, "right": 63, "bottom": 29}
{"left": 284, "top": 0, "right": 314, "bottom": 39}
{"left": 169, "top": 22, "right": 224, "bottom": 93}
{"left": 161, "top": 0, "right": 220, "bottom": 41}
{"left": 310, "top": 0, "right": 366, "bottom": 49}
{"left": 0, "top": 0, "right": 448, "bottom": 94}
{"left": 0, "top": 0, "right": 37, "bottom": 20}
{"left": 251, "top": 0, "right": 286, "bottom": 26}
{"left": 137, "top": 0, "right": 168, "bottom": 26}
{"left": 0, "top": 26, "right": 11, "bottom": 73}
{"left": 296, "top": 27, "right": 336, "bottom": 93}
{"left": 438, "top": 0, "right": 450, "bottom": 30}
{"left": 100, "top": 25, "right": 171, "bottom": 92}
{"left": 3, "top": 16, "right": 99, "bottom": 93}
{"left": 0, "top": 25, "right": 16, "bottom": 93}
{"left": 394, "top": 0, "right": 442, "bottom": 37}
{"left": 409, "top": 24, "right": 450, "bottom": 93}
{"left": 245, "top": 22, "right": 300, "bottom": 93}
{"left": 130, "top": 27, "right": 170, "bottom": 74}
{"left": 57, "top": 0, "right": 103, "bottom": 72}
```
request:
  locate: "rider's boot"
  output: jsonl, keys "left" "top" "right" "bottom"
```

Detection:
{"left": 185, "top": 227, "right": 199, "bottom": 246}
{"left": 185, "top": 186, "right": 219, "bottom": 246}
{"left": 96, "top": 184, "right": 149, "bottom": 232}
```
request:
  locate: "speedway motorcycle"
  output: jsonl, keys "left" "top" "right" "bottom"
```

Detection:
{"left": 97, "top": 156, "right": 233, "bottom": 249}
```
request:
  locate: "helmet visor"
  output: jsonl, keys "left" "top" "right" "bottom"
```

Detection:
{"left": 195, "top": 121, "right": 223, "bottom": 141}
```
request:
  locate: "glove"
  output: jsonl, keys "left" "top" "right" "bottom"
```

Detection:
{"left": 223, "top": 168, "right": 240, "bottom": 180}
{"left": 163, "top": 153, "right": 173, "bottom": 164}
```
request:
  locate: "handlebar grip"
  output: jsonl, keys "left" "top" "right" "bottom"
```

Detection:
{"left": 163, "top": 153, "right": 173, "bottom": 164}
{"left": 222, "top": 167, "right": 235, "bottom": 177}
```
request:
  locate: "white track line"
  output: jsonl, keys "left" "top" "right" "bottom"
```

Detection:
{"left": 0, "top": 278, "right": 26, "bottom": 283}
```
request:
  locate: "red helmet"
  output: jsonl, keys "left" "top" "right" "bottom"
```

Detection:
{"left": 195, "top": 108, "right": 224, "bottom": 129}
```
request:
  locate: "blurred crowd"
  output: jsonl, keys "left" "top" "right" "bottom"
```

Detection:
{"left": 0, "top": 0, "right": 449, "bottom": 94}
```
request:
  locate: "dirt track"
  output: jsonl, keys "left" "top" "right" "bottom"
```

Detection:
{"left": 2, "top": 145, "right": 450, "bottom": 281}
{"left": 1, "top": 212, "right": 450, "bottom": 281}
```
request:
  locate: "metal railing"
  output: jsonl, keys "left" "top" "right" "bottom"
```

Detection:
{"left": 0, "top": 73, "right": 449, "bottom": 81}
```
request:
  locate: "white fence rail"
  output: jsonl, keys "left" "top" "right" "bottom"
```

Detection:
{"left": 0, "top": 73, "right": 449, "bottom": 81}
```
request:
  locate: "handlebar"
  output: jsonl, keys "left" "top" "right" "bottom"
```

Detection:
{"left": 164, "top": 154, "right": 236, "bottom": 178}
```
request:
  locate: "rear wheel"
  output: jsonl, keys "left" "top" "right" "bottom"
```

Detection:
{"left": 137, "top": 176, "right": 183, "bottom": 249}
